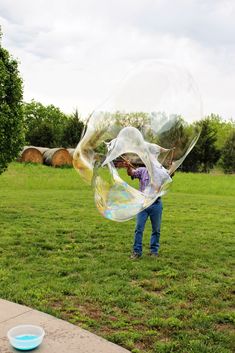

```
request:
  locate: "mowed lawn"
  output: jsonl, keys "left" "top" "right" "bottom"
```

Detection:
{"left": 0, "top": 163, "right": 234, "bottom": 353}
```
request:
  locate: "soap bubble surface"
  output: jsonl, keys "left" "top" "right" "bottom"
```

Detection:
{"left": 73, "top": 60, "right": 203, "bottom": 221}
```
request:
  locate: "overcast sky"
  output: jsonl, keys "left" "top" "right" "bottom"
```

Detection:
{"left": 0, "top": 0, "right": 235, "bottom": 120}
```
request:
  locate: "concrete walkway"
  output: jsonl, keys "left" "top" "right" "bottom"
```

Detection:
{"left": 0, "top": 299, "right": 131, "bottom": 353}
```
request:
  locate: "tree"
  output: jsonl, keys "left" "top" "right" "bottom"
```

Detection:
{"left": 182, "top": 118, "right": 220, "bottom": 172}
{"left": 61, "top": 109, "right": 84, "bottom": 147}
{"left": 220, "top": 130, "right": 235, "bottom": 174}
{"left": 27, "top": 121, "right": 55, "bottom": 147}
{"left": 206, "top": 113, "right": 235, "bottom": 149}
{"left": 24, "top": 100, "right": 68, "bottom": 147}
{"left": 0, "top": 30, "right": 24, "bottom": 174}
{"left": 115, "top": 111, "right": 149, "bottom": 132}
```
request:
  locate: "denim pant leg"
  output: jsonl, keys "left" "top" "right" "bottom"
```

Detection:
{"left": 133, "top": 209, "right": 149, "bottom": 255}
{"left": 149, "top": 199, "right": 163, "bottom": 254}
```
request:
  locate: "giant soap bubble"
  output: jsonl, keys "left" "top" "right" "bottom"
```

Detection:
{"left": 73, "top": 60, "right": 203, "bottom": 221}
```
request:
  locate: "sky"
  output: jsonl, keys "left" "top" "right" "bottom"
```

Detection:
{"left": 0, "top": 0, "right": 235, "bottom": 120}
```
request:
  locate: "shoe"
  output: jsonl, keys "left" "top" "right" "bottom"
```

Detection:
{"left": 130, "top": 252, "right": 142, "bottom": 259}
{"left": 149, "top": 252, "right": 159, "bottom": 257}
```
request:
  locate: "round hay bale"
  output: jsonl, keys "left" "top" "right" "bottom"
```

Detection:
{"left": 43, "top": 148, "right": 72, "bottom": 167}
{"left": 36, "top": 147, "right": 50, "bottom": 155}
{"left": 20, "top": 146, "right": 46, "bottom": 164}
{"left": 67, "top": 148, "right": 75, "bottom": 158}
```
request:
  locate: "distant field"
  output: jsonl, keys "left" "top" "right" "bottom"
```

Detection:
{"left": 0, "top": 163, "right": 234, "bottom": 353}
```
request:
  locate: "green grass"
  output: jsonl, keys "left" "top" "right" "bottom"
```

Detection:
{"left": 0, "top": 163, "right": 234, "bottom": 353}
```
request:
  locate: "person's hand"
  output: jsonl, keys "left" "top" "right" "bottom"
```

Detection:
{"left": 122, "top": 159, "right": 131, "bottom": 168}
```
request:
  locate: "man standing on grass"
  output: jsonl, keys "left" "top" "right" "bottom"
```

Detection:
{"left": 124, "top": 150, "right": 174, "bottom": 259}
{"left": 124, "top": 163, "right": 163, "bottom": 259}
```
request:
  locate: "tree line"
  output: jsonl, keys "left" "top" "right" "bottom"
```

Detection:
{"left": 0, "top": 29, "right": 234, "bottom": 175}
{"left": 181, "top": 115, "right": 235, "bottom": 174}
{"left": 23, "top": 100, "right": 84, "bottom": 148}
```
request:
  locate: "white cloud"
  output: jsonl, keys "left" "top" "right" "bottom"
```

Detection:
{"left": 0, "top": 0, "right": 235, "bottom": 119}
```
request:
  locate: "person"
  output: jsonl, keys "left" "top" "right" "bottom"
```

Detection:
{"left": 124, "top": 163, "right": 162, "bottom": 259}
{"left": 123, "top": 147, "right": 174, "bottom": 259}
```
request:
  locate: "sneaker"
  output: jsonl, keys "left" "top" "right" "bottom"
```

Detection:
{"left": 149, "top": 252, "right": 159, "bottom": 257}
{"left": 130, "top": 252, "right": 142, "bottom": 259}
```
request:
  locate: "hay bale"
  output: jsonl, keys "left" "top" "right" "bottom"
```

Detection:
{"left": 43, "top": 148, "right": 72, "bottom": 167}
{"left": 67, "top": 148, "right": 75, "bottom": 158}
{"left": 20, "top": 146, "right": 48, "bottom": 164}
{"left": 36, "top": 147, "right": 50, "bottom": 155}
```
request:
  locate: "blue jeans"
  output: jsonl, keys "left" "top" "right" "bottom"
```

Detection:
{"left": 133, "top": 198, "right": 163, "bottom": 255}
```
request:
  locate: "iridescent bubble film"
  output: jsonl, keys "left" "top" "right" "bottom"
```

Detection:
{"left": 73, "top": 60, "right": 203, "bottom": 221}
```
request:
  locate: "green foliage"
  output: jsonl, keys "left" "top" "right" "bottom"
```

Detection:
{"left": 0, "top": 31, "right": 24, "bottom": 174}
{"left": 26, "top": 120, "right": 55, "bottom": 147}
{"left": 220, "top": 130, "right": 235, "bottom": 174}
{"left": 156, "top": 115, "right": 190, "bottom": 150}
{"left": 61, "top": 109, "right": 84, "bottom": 147}
{"left": 182, "top": 118, "right": 221, "bottom": 172}
{"left": 115, "top": 111, "right": 149, "bottom": 132}
{"left": 23, "top": 100, "right": 68, "bottom": 147}
{"left": 206, "top": 114, "right": 235, "bottom": 150}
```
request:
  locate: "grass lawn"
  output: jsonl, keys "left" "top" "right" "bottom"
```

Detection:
{"left": 0, "top": 163, "right": 234, "bottom": 353}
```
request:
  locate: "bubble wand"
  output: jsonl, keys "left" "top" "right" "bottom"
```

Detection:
{"left": 120, "top": 155, "right": 136, "bottom": 169}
